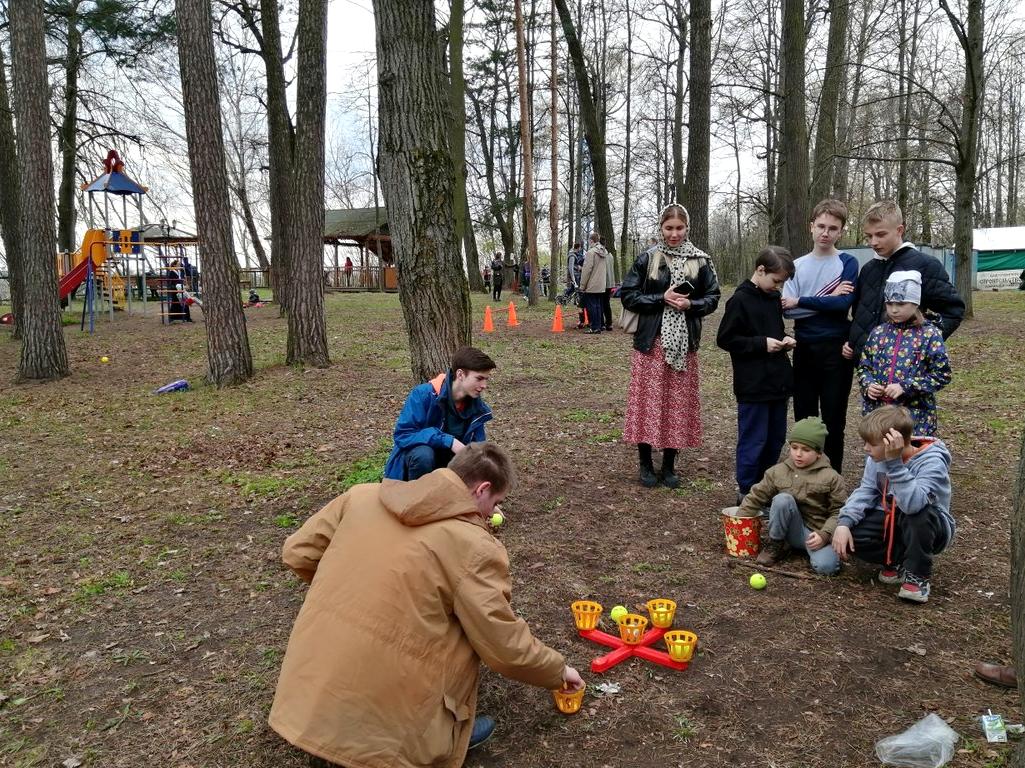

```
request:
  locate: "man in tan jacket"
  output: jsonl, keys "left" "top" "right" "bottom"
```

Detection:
{"left": 269, "top": 442, "right": 585, "bottom": 768}
{"left": 579, "top": 232, "right": 609, "bottom": 334}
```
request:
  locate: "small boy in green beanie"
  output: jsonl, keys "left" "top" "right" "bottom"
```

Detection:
{"left": 738, "top": 417, "right": 846, "bottom": 574}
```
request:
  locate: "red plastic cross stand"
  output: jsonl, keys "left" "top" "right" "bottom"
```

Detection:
{"left": 579, "top": 626, "right": 689, "bottom": 673}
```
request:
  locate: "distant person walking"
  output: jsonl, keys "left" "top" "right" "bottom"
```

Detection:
{"left": 491, "top": 253, "right": 505, "bottom": 301}
{"left": 579, "top": 233, "right": 609, "bottom": 334}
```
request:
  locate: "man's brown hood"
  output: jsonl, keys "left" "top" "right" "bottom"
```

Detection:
{"left": 379, "top": 468, "right": 488, "bottom": 530}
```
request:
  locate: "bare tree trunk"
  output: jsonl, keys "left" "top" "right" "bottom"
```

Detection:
{"left": 0, "top": 42, "right": 24, "bottom": 339}
{"left": 177, "top": 0, "right": 253, "bottom": 386}
{"left": 286, "top": 0, "right": 330, "bottom": 367}
{"left": 550, "top": 0, "right": 560, "bottom": 303}
{"left": 618, "top": 0, "right": 633, "bottom": 277}
{"left": 224, "top": 74, "right": 270, "bottom": 272}
{"left": 260, "top": 0, "right": 295, "bottom": 313}
{"left": 896, "top": 0, "right": 922, "bottom": 216}
{"left": 566, "top": 81, "right": 576, "bottom": 250}
{"left": 448, "top": 0, "right": 483, "bottom": 291}
{"left": 681, "top": 0, "right": 710, "bottom": 250}
{"left": 940, "top": 0, "right": 981, "bottom": 319}
{"left": 10, "top": 0, "right": 70, "bottom": 381}
{"left": 672, "top": 0, "right": 686, "bottom": 202}
{"left": 232, "top": 179, "right": 270, "bottom": 271}
{"left": 1013, "top": 427, "right": 1025, "bottom": 768}
{"left": 917, "top": 94, "right": 933, "bottom": 242}
{"left": 779, "top": 0, "right": 811, "bottom": 255}
{"left": 374, "top": 0, "right": 471, "bottom": 381}
{"left": 809, "top": 0, "right": 849, "bottom": 204}
{"left": 765, "top": 0, "right": 782, "bottom": 241}
{"left": 553, "top": 0, "right": 616, "bottom": 256}
{"left": 57, "top": 0, "right": 82, "bottom": 256}
{"left": 515, "top": 0, "right": 539, "bottom": 306}
{"left": 469, "top": 90, "right": 515, "bottom": 257}
{"left": 834, "top": 0, "right": 872, "bottom": 201}
{"left": 462, "top": 195, "right": 483, "bottom": 291}
{"left": 1009, "top": 69, "right": 1021, "bottom": 227}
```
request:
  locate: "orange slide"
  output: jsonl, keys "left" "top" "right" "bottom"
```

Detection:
{"left": 57, "top": 229, "right": 108, "bottom": 300}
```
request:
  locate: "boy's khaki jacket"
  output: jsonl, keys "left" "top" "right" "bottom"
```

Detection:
{"left": 268, "top": 469, "right": 565, "bottom": 768}
{"left": 739, "top": 454, "right": 845, "bottom": 540}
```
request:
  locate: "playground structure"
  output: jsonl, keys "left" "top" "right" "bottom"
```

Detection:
{"left": 570, "top": 598, "right": 698, "bottom": 674}
{"left": 55, "top": 150, "right": 203, "bottom": 330}
{"left": 322, "top": 206, "right": 397, "bottom": 291}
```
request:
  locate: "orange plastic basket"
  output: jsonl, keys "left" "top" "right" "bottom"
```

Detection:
{"left": 646, "top": 598, "right": 677, "bottom": 628}
{"left": 663, "top": 630, "right": 698, "bottom": 662}
{"left": 552, "top": 687, "right": 585, "bottom": 714}
{"left": 570, "top": 600, "right": 603, "bottom": 631}
{"left": 617, "top": 613, "right": 648, "bottom": 645}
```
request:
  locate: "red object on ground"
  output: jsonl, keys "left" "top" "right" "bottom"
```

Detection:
{"left": 0, "top": 312, "right": 13, "bottom": 325}
{"left": 579, "top": 627, "right": 689, "bottom": 673}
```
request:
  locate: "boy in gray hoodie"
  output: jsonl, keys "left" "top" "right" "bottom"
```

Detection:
{"left": 832, "top": 405, "right": 954, "bottom": 603}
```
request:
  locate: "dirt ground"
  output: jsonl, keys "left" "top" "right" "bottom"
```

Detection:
{"left": 1, "top": 289, "right": 1023, "bottom": 768}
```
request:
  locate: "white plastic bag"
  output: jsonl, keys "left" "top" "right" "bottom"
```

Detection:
{"left": 875, "top": 713, "right": 959, "bottom": 768}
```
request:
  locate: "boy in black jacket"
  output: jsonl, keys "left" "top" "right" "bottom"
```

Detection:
{"left": 843, "top": 200, "right": 964, "bottom": 362}
{"left": 717, "top": 247, "right": 796, "bottom": 499}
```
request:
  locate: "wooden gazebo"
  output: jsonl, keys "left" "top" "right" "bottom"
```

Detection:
{"left": 323, "top": 206, "right": 395, "bottom": 290}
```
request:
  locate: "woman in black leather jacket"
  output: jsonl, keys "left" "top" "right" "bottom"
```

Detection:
{"left": 619, "top": 204, "right": 721, "bottom": 488}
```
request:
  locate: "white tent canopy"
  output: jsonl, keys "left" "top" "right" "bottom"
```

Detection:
{"left": 974, "top": 226, "right": 1025, "bottom": 251}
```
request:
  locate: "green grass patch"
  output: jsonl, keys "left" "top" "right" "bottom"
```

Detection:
{"left": 76, "top": 571, "right": 133, "bottom": 600}
{"left": 591, "top": 428, "right": 623, "bottom": 444}
{"left": 273, "top": 513, "right": 300, "bottom": 528}
{"left": 333, "top": 441, "right": 392, "bottom": 493}
{"left": 631, "top": 562, "right": 671, "bottom": 575}
{"left": 221, "top": 471, "right": 303, "bottom": 498}
{"left": 563, "top": 408, "right": 616, "bottom": 424}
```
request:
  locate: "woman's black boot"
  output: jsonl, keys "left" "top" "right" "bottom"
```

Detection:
{"left": 638, "top": 444, "right": 658, "bottom": 488}
{"left": 660, "top": 448, "right": 680, "bottom": 489}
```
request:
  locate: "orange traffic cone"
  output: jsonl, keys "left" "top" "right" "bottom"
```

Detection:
{"left": 483, "top": 305, "right": 494, "bottom": 333}
{"left": 551, "top": 305, "right": 564, "bottom": 333}
{"left": 507, "top": 301, "right": 520, "bottom": 327}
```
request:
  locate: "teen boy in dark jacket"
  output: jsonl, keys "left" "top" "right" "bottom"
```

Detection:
{"left": 844, "top": 200, "right": 964, "bottom": 362}
{"left": 717, "top": 247, "right": 796, "bottom": 497}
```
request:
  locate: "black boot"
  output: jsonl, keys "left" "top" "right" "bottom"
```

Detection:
{"left": 661, "top": 448, "right": 680, "bottom": 489}
{"left": 638, "top": 444, "right": 658, "bottom": 488}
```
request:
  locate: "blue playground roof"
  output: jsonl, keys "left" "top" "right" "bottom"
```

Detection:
{"left": 81, "top": 171, "right": 147, "bottom": 196}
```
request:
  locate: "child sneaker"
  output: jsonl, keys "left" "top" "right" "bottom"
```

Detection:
{"left": 756, "top": 538, "right": 791, "bottom": 567}
{"left": 878, "top": 566, "right": 904, "bottom": 585}
{"left": 897, "top": 573, "right": 931, "bottom": 603}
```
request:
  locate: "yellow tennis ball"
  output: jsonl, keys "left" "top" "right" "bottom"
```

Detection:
{"left": 749, "top": 573, "right": 767, "bottom": 590}
{"left": 609, "top": 605, "right": 628, "bottom": 623}
{"left": 490, "top": 512, "right": 504, "bottom": 527}
{"left": 100, "top": 356, "right": 109, "bottom": 363}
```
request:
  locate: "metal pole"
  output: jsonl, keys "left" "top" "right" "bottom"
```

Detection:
{"left": 137, "top": 196, "right": 146, "bottom": 315}
{"left": 87, "top": 259, "right": 95, "bottom": 334}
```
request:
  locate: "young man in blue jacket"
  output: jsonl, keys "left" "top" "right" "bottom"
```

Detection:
{"left": 384, "top": 347, "right": 496, "bottom": 481}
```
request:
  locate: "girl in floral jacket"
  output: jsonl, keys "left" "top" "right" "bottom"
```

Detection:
{"left": 858, "top": 270, "right": 951, "bottom": 435}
